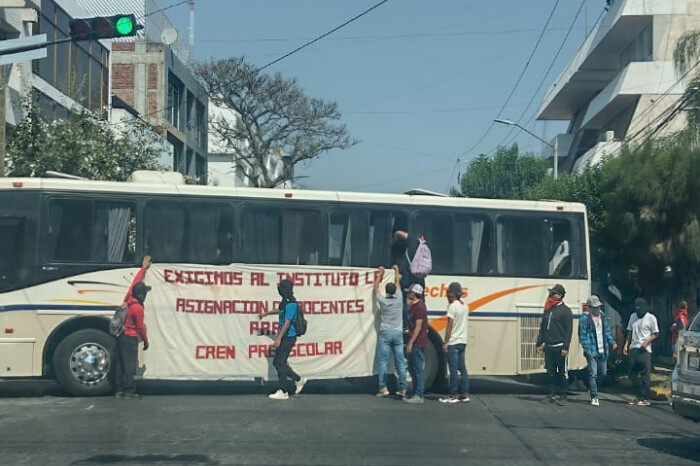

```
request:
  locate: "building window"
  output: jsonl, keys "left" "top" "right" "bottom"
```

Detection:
{"left": 167, "top": 72, "right": 184, "bottom": 129}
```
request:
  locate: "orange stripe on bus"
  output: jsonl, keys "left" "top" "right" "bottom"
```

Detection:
{"left": 77, "top": 290, "right": 122, "bottom": 295}
{"left": 49, "top": 299, "right": 116, "bottom": 306}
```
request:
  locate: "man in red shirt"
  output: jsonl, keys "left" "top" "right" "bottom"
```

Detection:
{"left": 115, "top": 255, "right": 152, "bottom": 400}
{"left": 404, "top": 284, "right": 428, "bottom": 404}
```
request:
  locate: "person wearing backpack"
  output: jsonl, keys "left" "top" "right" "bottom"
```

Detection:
{"left": 114, "top": 255, "right": 152, "bottom": 400}
{"left": 259, "top": 279, "right": 307, "bottom": 400}
{"left": 393, "top": 231, "right": 431, "bottom": 326}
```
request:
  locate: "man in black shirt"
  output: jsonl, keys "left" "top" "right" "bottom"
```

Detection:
{"left": 536, "top": 284, "right": 573, "bottom": 406}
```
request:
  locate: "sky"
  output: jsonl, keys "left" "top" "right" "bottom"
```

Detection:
{"left": 165, "top": 0, "right": 608, "bottom": 194}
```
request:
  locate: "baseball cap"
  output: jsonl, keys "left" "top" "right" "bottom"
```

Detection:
{"left": 385, "top": 283, "right": 397, "bottom": 295}
{"left": 132, "top": 281, "right": 151, "bottom": 296}
{"left": 447, "top": 282, "right": 463, "bottom": 298}
{"left": 548, "top": 284, "right": 566, "bottom": 297}
{"left": 405, "top": 284, "right": 424, "bottom": 296}
{"left": 586, "top": 295, "right": 602, "bottom": 308}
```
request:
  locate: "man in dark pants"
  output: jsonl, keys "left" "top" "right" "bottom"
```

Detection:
{"left": 115, "top": 256, "right": 151, "bottom": 400}
{"left": 259, "top": 279, "right": 307, "bottom": 400}
{"left": 623, "top": 298, "right": 659, "bottom": 406}
{"left": 536, "top": 284, "right": 573, "bottom": 406}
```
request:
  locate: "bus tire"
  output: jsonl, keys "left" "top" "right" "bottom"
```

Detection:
{"left": 425, "top": 331, "right": 446, "bottom": 393}
{"left": 53, "top": 329, "right": 116, "bottom": 397}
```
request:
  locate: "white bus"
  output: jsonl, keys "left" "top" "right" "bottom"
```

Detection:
{"left": 0, "top": 175, "right": 590, "bottom": 396}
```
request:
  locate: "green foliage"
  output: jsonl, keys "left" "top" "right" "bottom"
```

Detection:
{"left": 6, "top": 99, "right": 165, "bottom": 181}
{"left": 456, "top": 144, "right": 549, "bottom": 199}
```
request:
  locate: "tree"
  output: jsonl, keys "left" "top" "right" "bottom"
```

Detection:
{"left": 455, "top": 144, "right": 549, "bottom": 198}
{"left": 674, "top": 31, "right": 700, "bottom": 134}
{"left": 196, "top": 57, "right": 355, "bottom": 188}
{"left": 7, "top": 100, "right": 165, "bottom": 181}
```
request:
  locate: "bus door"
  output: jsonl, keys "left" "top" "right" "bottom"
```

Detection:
{"left": 0, "top": 216, "right": 24, "bottom": 292}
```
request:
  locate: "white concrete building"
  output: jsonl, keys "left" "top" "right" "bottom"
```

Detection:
{"left": 207, "top": 103, "right": 291, "bottom": 188}
{"left": 537, "top": 0, "right": 699, "bottom": 173}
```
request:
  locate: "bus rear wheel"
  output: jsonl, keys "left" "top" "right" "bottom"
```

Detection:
{"left": 53, "top": 329, "right": 116, "bottom": 396}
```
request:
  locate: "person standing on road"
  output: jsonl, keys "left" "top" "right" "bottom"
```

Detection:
{"left": 259, "top": 279, "right": 307, "bottom": 400}
{"left": 536, "top": 284, "right": 573, "bottom": 406}
{"left": 671, "top": 300, "right": 690, "bottom": 362}
{"left": 439, "top": 282, "right": 471, "bottom": 404}
{"left": 623, "top": 298, "right": 659, "bottom": 406}
{"left": 602, "top": 294, "right": 624, "bottom": 380}
{"left": 404, "top": 284, "right": 428, "bottom": 404}
{"left": 373, "top": 265, "right": 408, "bottom": 398}
{"left": 579, "top": 295, "right": 617, "bottom": 407}
{"left": 115, "top": 255, "right": 152, "bottom": 400}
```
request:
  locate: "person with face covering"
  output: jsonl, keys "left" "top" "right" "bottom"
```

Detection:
{"left": 579, "top": 295, "right": 617, "bottom": 406}
{"left": 115, "top": 255, "right": 152, "bottom": 400}
{"left": 623, "top": 298, "right": 659, "bottom": 406}
{"left": 671, "top": 301, "right": 690, "bottom": 361}
{"left": 259, "top": 279, "right": 307, "bottom": 400}
{"left": 536, "top": 284, "right": 573, "bottom": 406}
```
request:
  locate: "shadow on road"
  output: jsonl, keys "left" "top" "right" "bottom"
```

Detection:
{"left": 72, "top": 454, "right": 218, "bottom": 465}
{"left": 637, "top": 437, "right": 700, "bottom": 463}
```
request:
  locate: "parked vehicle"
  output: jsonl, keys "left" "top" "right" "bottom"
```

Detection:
{"left": 671, "top": 312, "right": 700, "bottom": 422}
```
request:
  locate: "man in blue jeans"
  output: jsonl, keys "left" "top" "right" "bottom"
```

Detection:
{"left": 439, "top": 282, "right": 470, "bottom": 404}
{"left": 404, "top": 284, "right": 428, "bottom": 404}
{"left": 579, "top": 295, "right": 617, "bottom": 407}
{"left": 373, "top": 265, "right": 408, "bottom": 398}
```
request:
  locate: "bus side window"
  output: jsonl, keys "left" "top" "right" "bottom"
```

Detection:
{"left": 453, "top": 215, "right": 493, "bottom": 275}
{"left": 415, "top": 212, "right": 454, "bottom": 274}
{"left": 370, "top": 211, "right": 407, "bottom": 268}
{"left": 188, "top": 202, "right": 234, "bottom": 264}
{"left": 329, "top": 210, "right": 369, "bottom": 267}
{"left": 0, "top": 217, "right": 24, "bottom": 292}
{"left": 145, "top": 200, "right": 186, "bottom": 263}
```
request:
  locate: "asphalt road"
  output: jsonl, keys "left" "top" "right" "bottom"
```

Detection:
{"left": 0, "top": 378, "right": 698, "bottom": 466}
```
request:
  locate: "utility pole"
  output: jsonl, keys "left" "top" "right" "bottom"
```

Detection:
{"left": 0, "top": 64, "right": 6, "bottom": 177}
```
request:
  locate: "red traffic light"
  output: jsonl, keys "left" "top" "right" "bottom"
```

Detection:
{"left": 69, "top": 14, "right": 138, "bottom": 41}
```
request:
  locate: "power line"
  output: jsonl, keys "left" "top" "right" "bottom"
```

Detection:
{"left": 111, "top": 0, "right": 392, "bottom": 128}
{"left": 139, "top": 0, "right": 190, "bottom": 20}
{"left": 456, "top": 0, "right": 562, "bottom": 161}
{"left": 345, "top": 102, "right": 530, "bottom": 115}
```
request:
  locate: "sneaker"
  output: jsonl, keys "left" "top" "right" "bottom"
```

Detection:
{"left": 123, "top": 392, "right": 142, "bottom": 400}
{"left": 295, "top": 377, "right": 308, "bottom": 395}
{"left": 376, "top": 388, "right": 390, "bottom": 397}
{"left": 438, "top": 396, "right": 459, "bottom": 404}
{"left": 114, "top": 391, "right": 124, "bottom": 399}
{"left": 636, "top": 399, "right": 651, "bottom": 406}
{"left": 591, "top": 398, "right": 599, "bottom": 407}
{"left": 555, "top": 397, "right": 569, "bottom": 406}
{"left": 268, "top": 389, "right": 289, "bottom": 400}
{"left": 540, "top": 395, "right": 556, "bottom": 404}
{"left": 628, "top": 398, "right": 639, "bottom": 405}
{"left": 403, "top": 396, "right": 424, "bottom": 404}
{"left": 459, "top": 394, "right": 471, "bottom": 403}
{"left": 395, "top": 390, "right": 406, "bottom": 398}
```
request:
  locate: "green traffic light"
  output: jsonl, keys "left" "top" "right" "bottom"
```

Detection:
{"left": 115, "top": 16, "right": 135, "bottom": 36}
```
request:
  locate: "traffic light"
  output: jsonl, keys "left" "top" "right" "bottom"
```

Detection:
{"left": 69, "top": 14, "right": 139, "bottom": 41}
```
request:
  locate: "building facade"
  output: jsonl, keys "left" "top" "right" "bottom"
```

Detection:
{"left": 77, "top": 0, "right": 208, "bottom": 183}
{"left": 537, "top": 0, "right": 700, "bottom": 173}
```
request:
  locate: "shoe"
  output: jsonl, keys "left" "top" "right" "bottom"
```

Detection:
{"left": 628, "top": 399, "right": 639, "bottom": 405}
{"left": 555, "top": 397, "right": 569, "bottom": 406}
{"left": 295, "top": 377, "right": 308, "bottom": 395}
{"left": 540, "top": 396, "right": 556, "bottom": 404}
{"left": 395, "top": 390, "right": 406, "bottom": 398}
{"left": 460, "top": 394, "right": 471, "bottom": 403}
{"left": 591, "top": 398, "right": 599, "bottom": 407}
{"left": 403, "top": 396, "right": 424, "bottom": 404}
{"left": 376, "top": 388, "right": 390, "bottom": 397}
{"left": 268, "top": 389, "right": 289, "bottom": 400}
{"left": 636, "top": 399, "right": 650, "bottom": 406}
{"left": 438, "top": 396, "right": 459, "bottom": 403}
{"left": 114, "top": 391, "right": 124, "bottom": 399}
{"left": 123, "top": 392, "right": 142, "bottom": 400}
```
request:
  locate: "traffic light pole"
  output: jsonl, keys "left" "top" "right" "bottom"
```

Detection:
{"left": 0, "top": 36, "right": 73, "bottom": 57}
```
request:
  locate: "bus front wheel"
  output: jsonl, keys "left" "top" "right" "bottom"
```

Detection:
{"left": 53, "top": 329, "right": 116, "bottom": 396}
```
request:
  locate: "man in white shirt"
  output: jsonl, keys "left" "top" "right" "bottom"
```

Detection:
{"left": 623, "top": 298, "right": 659, "bottom": 406}
{"left": 438, "top": 282, "right": 470, "bottom": 404}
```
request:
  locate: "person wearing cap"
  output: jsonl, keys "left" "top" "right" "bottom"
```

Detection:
{"left": 536, "top": 284, "right": 573, "bottom": 406}
{"left": 579, "top": 295, "right": 617, "bottom": 406}
{"left": 373, "top": 265, "right": 408, "bottom": 398}
{"left": 115, "top": 255, "right": 152, "bottom": 400}
{"left": 623, "top": 298, "right": 659, "bottom": 406}
{"left": 404, "top": 283, "right": 428, "bottom": 404}
{"left": 439, "top": 282, "right": 470, "bottom": 404}
{"left": 259, "top": 279, "right": 307, "bottom": 400}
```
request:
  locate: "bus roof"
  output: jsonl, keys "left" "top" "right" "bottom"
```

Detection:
{"left": 0, "top": 177, "right": 587, "bottom": 213}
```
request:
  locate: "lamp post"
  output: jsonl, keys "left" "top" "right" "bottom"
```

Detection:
{"left": 494, "top": 118, "right": 558, "bottom": 179}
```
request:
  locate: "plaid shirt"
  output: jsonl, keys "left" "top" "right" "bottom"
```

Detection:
{"left": 579, "top": 311, "right": 615, "bottom": 358}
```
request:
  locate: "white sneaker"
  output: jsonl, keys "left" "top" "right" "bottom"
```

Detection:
{"left": 295, "top": 377, "right": 308, "bottom": 395}
{"left": 591, "top": 398, "right": 599, "bottom": 407}
{"left": 268, "top": 389, "right": 289, "bottom": 400}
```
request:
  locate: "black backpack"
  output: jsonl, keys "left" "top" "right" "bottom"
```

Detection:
{"left": 294, "top": 305, "right": 307, "bottom": 337}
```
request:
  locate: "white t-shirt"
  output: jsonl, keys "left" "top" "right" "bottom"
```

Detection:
{"left": 447, "top": 300, "right": 469, "bottom": 345}
{"left": 627, "top": 312, "right": 659, "bottom": 353}
{"left": 592, "top": 315, "right": 605, "bottom": 355}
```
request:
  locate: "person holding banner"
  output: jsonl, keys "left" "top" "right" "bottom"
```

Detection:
{"left": 373, "top": 265, "right": 408, "bottom": 398}
{"left": 259, "top": 279, "right": 307, "bottom": 400}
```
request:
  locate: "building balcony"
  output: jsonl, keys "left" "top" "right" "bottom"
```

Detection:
{"left": 537, "top": 0, "right": 687, "bottom": 121}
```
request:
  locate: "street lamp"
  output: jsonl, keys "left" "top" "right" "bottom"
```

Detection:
{"left": 494, "top": 118, "right": 558, "bottom": 179}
